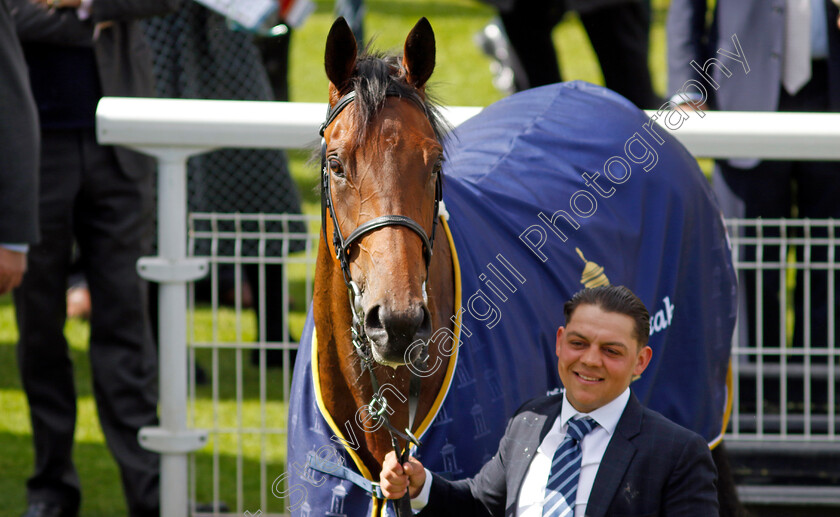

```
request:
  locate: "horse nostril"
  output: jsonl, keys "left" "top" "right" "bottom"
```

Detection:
{"left": 365, "top": 304, "right": 385, "bottom": 331}
{"left": 385, "top": 305, "right": 428, "bottom": 344}
{"left": 366, "top": 304, "right": 430, "bottom": 346}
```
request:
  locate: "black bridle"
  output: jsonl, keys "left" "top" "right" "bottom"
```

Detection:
{"left": 319, "top": 88, "right": 442, "bottom": 284}
{"left": 319, "top": 87, "right": 442, "bottom": 514}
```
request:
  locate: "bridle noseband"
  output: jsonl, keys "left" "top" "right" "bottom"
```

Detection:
{"left": 318, "top": 86, "right": 442, "bottom": 511}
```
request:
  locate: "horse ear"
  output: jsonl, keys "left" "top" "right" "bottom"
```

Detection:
{"left": 325, "top": 17, "right": 358, "bottom": 92}
{"left": 402, "top": 17, "right": 435, "bottom": 89}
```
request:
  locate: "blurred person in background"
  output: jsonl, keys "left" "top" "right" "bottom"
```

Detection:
{"left": 476, "top": 0, "right": 660, "bottom": 109}
{"left": 0, "top": 0, "right": 39, "bottom": 297}
{"left": 669, "top": 5, "right": 840, "bottom": 513}
{"left": 668, "top": 0, "right": 840, "bottom": 361}
{"left": 10, "top": 0, "right": 178, "bottom": 516}
{"left": 143, "top": 0, "right": 306, "bottom": 368}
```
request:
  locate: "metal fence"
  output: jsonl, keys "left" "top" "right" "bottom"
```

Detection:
{"left": 185, "top": 213, "right": 318, "bottom": 516}
{"left": 726, "top": 218, "right": 839, "bottom": 444}
{"left": 724, "top": 218, "right": 840, "bottom": 505}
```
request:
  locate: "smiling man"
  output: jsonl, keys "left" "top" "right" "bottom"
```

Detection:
{"left": 380, "top": 285, "right": 719, "bottom": 516}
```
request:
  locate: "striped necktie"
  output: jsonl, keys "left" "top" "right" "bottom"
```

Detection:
{"left": 542, "top": 417, "right": 597, "bottom": 517}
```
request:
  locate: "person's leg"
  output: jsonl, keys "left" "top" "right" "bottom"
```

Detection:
{"left": 14, "top": 130, "right": 82, "bottom": 513}
{"left": 717, "top": 160, "right": 793, "bottom": 353}
{"left": 794, "top": 159, "right": 840, "bottom": 345}
{"left": 715, "top": 158, "right": 793, "bottom": 418}
{"left": 75, "top": 131, "right": 160, "bottom": 517}
{"left": 790, "top": 158, "right": 840, "bottom": 411}
{"left": 578, "top": 1, "right": 660, "bottom": 109}
{"left": 772, "top": 60, "right": 837, "bottom": 413}
{"left": 498, "top": 0, "right": 565, "bottom": 91}
{"left": 782, "top": 61, "right": 836, "bottom": 354}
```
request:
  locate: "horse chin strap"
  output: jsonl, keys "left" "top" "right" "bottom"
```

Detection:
{"left": 320, "top": 88, "right": 439, "bottom": 514}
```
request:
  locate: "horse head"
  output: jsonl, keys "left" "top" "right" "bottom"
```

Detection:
{"left": 320, "top": 17, "right": 446, "bottom": 367}
{"left": 314, "top": 17, "right": 455, "bottom": 476}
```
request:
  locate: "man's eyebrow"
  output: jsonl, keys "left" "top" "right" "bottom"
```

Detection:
{"left": 568, "top": 330, "right": 628, "bottom": 350}
{"left": 567, "top": 331, "right": 589, "bottom": 341}
{"left": 601, "top": 341, "right": 629, "bottom": 350}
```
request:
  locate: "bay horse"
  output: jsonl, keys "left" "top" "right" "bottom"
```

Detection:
{"left": 287, "top": 17, "right": 739, "bottom": 517}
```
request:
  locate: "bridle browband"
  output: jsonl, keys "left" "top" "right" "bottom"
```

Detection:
{"left": 318, "top": 86, "right": 442, "bottom": 514}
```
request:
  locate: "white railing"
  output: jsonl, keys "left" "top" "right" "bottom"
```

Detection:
{"left": 96, "top": 97, "right": 840, "bottom": 158}
{"left": 95, "top": 98, "right": 840, "bottom": 516}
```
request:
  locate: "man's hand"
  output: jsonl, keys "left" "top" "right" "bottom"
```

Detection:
{"left": 0, "top": 247, "right": 27, "bottom": 295}
{"left": 682, "top": 101, "right": 709, "bottom": 113}
{"left": 379, "top": 451, "right": 426, "bottom": 500}
{"left": 30, "top": 0, "right": 83, "bottom": 8}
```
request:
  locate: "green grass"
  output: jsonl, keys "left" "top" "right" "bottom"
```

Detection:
{"left": 0, "top": 293, "right": 128, "bottom": 516}
{"left": 0, "top": 1, "right": 680, "bottom": 515}
{"left": 0, "top": 293, "right": 292, "bottom": 516}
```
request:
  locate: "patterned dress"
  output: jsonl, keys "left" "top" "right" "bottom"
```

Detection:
{"left": 143, "top": 3, "right": 304, "bottom": 250}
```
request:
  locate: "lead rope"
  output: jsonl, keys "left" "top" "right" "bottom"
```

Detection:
{"left": 348, "top": 280, "right": 425, "bottom": 446}
{"left": 348, "top": 283, "right": 425, "bottom": 517}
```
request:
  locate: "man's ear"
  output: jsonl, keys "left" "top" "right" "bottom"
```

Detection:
{"left": 555, "top": 326, "right": 565, "bottom": 357}
{"left": 633, "top": 345, "right": 653, "bottom": 377}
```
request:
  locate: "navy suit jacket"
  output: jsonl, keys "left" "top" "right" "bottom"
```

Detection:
{"left": 0, "top": 0, "right": 39, "bottom": 244}
{"left": 667, "top": 0, "right": 840, "bottom": 112}
{"left": 419, "top": 392, "right": 718, "bottom": 517}
{"left": 11, "top": 0, "right": 180, "bottom": 180}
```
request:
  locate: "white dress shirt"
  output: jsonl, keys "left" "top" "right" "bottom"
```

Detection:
{"left": 411, "top": 388, "right": 631, "bottom": 516}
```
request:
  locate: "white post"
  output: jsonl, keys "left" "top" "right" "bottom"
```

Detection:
{"left": 135, "top": 148, "right": 210, "bottom": 517}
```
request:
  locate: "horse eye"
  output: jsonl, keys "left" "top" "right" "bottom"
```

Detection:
{"left": 432, "top": 158, "right": 443, "bottom": 176}
{"left": 328, "top": 158, "right": 345, "bottom": 177}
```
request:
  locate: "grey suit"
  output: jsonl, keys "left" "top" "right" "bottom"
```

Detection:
{"left": 0, "top": 0, "right": 39, "bottom": 244}
{"left": 419, "top": 393, "right": 718, "bottom": 517}
{"left": 667, "top": 0, "right": 840, "bottom": 111}
{"left": 667, "top": 0, "right": 840, "bottom": 354}
{"left": 11, "top": 1, "right": 178, "bottom": 515}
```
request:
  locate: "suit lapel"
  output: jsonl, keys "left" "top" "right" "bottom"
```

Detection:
{"left": 827, "top": 0, "right": 840, "bottom": 111}
{"left": 509, "top": 399, "right": 564, "bottom": 505}
{"left": 584, "top": 393, "right": 644, "bottom": 517}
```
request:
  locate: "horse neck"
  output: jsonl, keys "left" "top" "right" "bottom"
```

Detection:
{"left": 312, "top": 224, "right": 455, "bottom": 476}
{"left": 426, "top": 223, "right": 455, "bottom": 352}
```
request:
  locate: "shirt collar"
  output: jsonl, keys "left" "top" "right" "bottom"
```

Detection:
{"left": 559, "top": 388, "right": 631, "bottom": 436}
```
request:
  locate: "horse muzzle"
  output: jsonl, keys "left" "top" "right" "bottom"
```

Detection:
{"left": 364, "top": 302, "right": 431, "bottom": 366}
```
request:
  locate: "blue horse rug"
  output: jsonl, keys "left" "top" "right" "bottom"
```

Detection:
{"left": 286, "top": 81, "right": 737, "bottom": 517}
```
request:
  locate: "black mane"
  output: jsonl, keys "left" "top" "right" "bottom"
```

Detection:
{"left": 347, "top": 48, "right": 449, "bottom": 145}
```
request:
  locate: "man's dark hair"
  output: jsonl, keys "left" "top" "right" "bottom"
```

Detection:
{"left": 563, "top": 285, "right": 650, "bottom": 348}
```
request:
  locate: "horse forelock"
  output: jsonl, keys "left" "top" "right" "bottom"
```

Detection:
{"left": 346, "top": 49, "right": 449, "bottom": 148}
